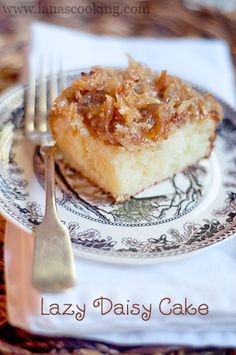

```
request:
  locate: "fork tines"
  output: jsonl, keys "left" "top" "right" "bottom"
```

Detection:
{"left": 25, "top": 59, "right": 66, "bottom": 140}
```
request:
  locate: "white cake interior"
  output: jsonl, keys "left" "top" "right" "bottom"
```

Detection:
{"left": 52, "top": 117, "right": 216, "bottom": 201}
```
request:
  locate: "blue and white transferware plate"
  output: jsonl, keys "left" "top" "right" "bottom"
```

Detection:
{"left": 0, "top": 73, "right": 236, "bottom": 263}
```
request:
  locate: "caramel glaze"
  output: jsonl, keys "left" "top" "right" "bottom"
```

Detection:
{"left": 50, "top": 58, "right": 222, "bottom": 149}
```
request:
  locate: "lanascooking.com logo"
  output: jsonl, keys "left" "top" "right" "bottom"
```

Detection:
{"left": 1, "top": 1, "right": 150, "bottom": 17}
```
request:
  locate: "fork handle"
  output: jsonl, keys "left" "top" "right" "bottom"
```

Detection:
{"left": 32, "top": 143, "right": 76, "bottom": 292}
{"left": 41, "top": 143, "right": 59, "bottom": 221}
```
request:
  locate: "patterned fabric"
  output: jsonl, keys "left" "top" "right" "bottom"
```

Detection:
{"left": 1, "top": 0, "right": 236, "bottom": 352}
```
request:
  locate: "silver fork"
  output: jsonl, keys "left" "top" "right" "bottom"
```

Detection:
{"left": 25, "top": 62, "right": 76, "bottom": 292}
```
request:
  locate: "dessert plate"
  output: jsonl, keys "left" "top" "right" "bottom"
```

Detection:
{"left": 0, "top": 72, "right": 236, "bottom": 263}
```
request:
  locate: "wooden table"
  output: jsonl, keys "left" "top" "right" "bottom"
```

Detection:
{"left": 1, "top": 1, "right": 236, "bottom": 353}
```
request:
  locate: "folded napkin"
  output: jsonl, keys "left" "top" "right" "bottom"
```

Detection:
{"left": 4, "top": 22, "right": 236, "bottom": 346}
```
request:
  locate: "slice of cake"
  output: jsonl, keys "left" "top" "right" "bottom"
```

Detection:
{"left": 49, "top": 57, "right": 222, "bottom": 202}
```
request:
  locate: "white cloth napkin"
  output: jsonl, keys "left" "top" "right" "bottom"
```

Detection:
{"left": 4, "top": 22, "right": 236, "bottom": 346}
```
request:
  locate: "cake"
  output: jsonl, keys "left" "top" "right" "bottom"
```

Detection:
{"left": 49, "top": 57, "right": 222, "bottom": 202}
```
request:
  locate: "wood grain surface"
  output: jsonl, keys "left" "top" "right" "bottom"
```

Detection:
{"left": 0, "top": 0, "right": 236, "bottom": 353}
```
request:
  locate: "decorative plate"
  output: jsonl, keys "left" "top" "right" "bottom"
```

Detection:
{"left": 0, "top": 72, "right": 236, "bottom": 263}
